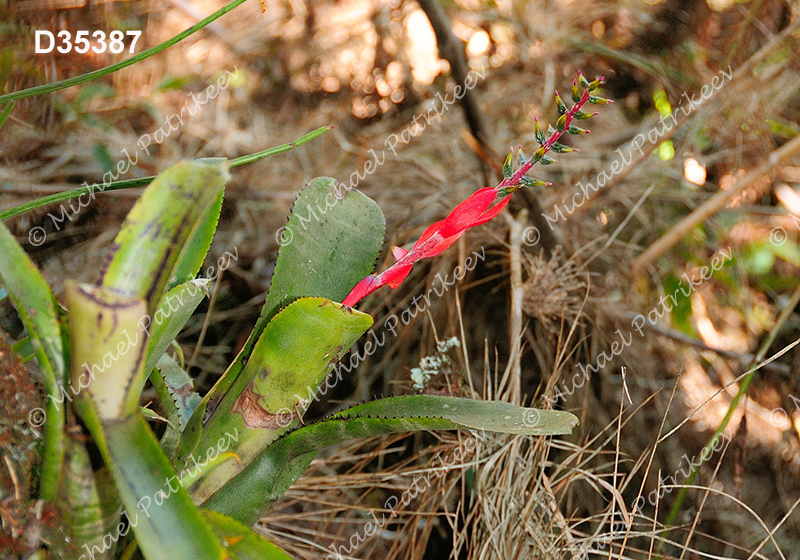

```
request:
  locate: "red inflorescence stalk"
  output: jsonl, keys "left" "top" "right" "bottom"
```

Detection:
{"left": 498, "top": 77, "right": 598, "bottom": 191}
{"left": 341, "top": 73, "right": 609, "bottom": 308}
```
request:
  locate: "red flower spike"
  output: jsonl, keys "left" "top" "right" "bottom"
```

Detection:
{"left": 340, "top": 189, "right": 511, "bottom": 306}
{"left": 342, "top": 275, "right": 381, "bottom": 307}
{"left": 392, "top": 246, "right": 409, "bottom": 262}
{"left": 383, "top": 263, "right": 413, "bottom": 289}
{"left": 341, "top": 72, "right": 606, "bottom": 307}
{"left": 469, "top": 193, "right": 511, "bottom": 227}
{"left": 439, "top": 187, "right": 498, "bottom": 237}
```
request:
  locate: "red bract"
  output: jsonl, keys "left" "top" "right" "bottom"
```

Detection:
{"left": 342, "top": 187, "right": 511, "bottom": 306}
{"left": 341, "top": 72, "right": 610, "bottom": 308}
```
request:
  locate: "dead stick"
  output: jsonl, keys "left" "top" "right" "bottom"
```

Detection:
{"left": 622, "top": 312, "right": 790, "bottom": 375}
{"left": 416, "top": 0, "right": 490, "bottom": 151}
{"left": 500, "top": 210, "right": 528, "bottom": 404}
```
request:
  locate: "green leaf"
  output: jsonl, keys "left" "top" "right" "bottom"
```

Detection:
{"left": 92, "top": 143, "right": 115, "bottom": 173}
{"left": 766, "top": 118, "right": 799, "bottom": 140}
{"left": 157, "top": 75, "right": 194, "bottom": 91}
{"left": 663, "top": 274, "right": 694, "bottom": 336}
{"left": 144, "top": 279, "right": 210, "bottom": 376}
{"left": 0, "top": 225, "right": 66, "bottom": 381}
{"left": 588, "top": 95, "right": 610, "bottom": 105}
{"left": 97, "top": 160, "right": 229, "bottom": 315}
{"left": 201, "top": 510, "right": 295, "bottom": 560}
{"left": 183, "top": 297, "right": 373, "bottom": 504}
{"left": 140, "top": 406, "right": 170, "bottom": 424}
{"left": 156, "top": 353, "right": 201, "bottom": 432}
{"left": 167, "top": 189, "right": 225, "bottom": 290}
{"left": 150, "top": 357, "right": 183, "bottom": 459}
{"left": 66, "top": 282, "right": 148, "bottom": 421}
{"left": 58, "top": 436, "right": 121, "bottom": 560}
{"left": 0, "top": 222, "right": 66, "bottom": 500}
{"left": 550, "top": 143, "right": 575, "bottom": 154}
{"left": 261, "top": 177, "right": 385, "bottom": 325}
{"left": 132, "top": 277, "right": 208, "bottom": 457}
{"left": 206, "top": 395, "right": 578, "bottom": 525}
{"left": 332, "top": 395, "right": 578, "bottom": 435}
{"left": 184, "top": 177, "right": 385, "bottom": 458}
{"left": 75, "top": 82, "right": 116, "bottom": 110}
{"left": 102, "top": 414, "right": 223, "bottom": 560}
{"left": 519, "top": 177, "right": 549, "bottom": 189}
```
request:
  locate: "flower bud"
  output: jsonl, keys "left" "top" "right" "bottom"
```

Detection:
{"left": 502, "top": 149, "right": 513, "bottom": 178}
{"left": 520, "top": 177, "right": 549, "bottom": 188}
{"left": 534, "top": 117, "right": 546, "bottom": 145}
{"left": 568, "top": 125, "right": 589, "bottom": 135}
{"left": 589, "top": 95, "right": 612, "bottom": 105}
{"left": 550, "top": 143, "right": 575, "bottom": 154}
{"left": 555, "top": 91, "right": 567, "bottom": 115}
{"left": 588, "top": 76, "right": 605, "bottom": 91}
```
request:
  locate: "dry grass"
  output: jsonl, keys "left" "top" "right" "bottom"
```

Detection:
{"left": 521, "top": 247, "right": 590, "bottom": 333}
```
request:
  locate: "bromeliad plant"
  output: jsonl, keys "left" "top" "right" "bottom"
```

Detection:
{"left": 0, "top": 73, "right": 607, "bottom": 560}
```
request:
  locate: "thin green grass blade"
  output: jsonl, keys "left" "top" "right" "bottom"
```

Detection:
{"left": 0, "top": 101, "right": 14, "bottom": 133}
{"left": 0, "top": 0, "right": 249, "bottom": 104}
{"left": 0, "top": 127, "right": 330, "bottom": 222}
